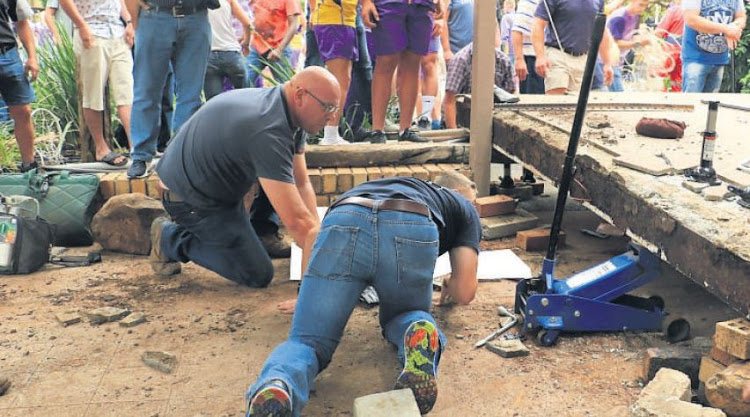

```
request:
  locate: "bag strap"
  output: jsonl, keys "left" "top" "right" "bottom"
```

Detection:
{"left": 49, "top": 252, "right": 102, "bottom": 268}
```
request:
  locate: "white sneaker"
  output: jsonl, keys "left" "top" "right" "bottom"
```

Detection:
{"left": 320, "top": 136, "right": 351, "bottom": 145}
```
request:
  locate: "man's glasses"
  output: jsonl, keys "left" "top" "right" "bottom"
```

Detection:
{"left": 301, "top": 88, "right": 339, "bottom": 114}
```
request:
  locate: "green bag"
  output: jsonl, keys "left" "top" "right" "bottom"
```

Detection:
{"left": 0, "top": 169, "right": 100, "bottom": 246}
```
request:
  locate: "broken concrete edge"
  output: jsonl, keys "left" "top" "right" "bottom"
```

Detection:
{"left": 352, "top": 389, "right": 421, "bottom": 417}
{"left": 492, "top": 117, "right": 750, "bottom": 316}
{"left": 633, "top": 368, "right": 727, "bottom": 417}
{"left": 141, "top": 351, "right": 177, "bottom": 374}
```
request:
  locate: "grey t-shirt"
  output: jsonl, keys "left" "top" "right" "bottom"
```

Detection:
{"left": 156, "top": 86, "right": 306, "bottom": 209}
{"left": 535, "top": 0, "right": 603, "bottom": 55}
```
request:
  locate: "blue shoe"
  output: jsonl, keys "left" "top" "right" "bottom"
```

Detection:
{"left": 247, "top": 379, "right": 292, "bottom": 417}
{"left": 431, "top": 119, "right": 442, "bottom": 130}
{"left": 127, "top": 160, "right": 149, "bottom": 179}
{"left": 394, "top": 320, "right": 439, "bottom": 414}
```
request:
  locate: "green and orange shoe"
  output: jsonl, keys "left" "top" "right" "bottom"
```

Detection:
{"left": 394, "top": 320, "right": 440, "bottom": 414}
{"left": 247, "top": 379, "right": 292, "bottom": 417}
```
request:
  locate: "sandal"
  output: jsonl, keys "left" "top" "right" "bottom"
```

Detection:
{"left": 98, "top": 151, "right": 128, "bottom": 167}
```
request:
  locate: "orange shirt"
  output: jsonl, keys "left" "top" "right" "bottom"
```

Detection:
{"left": 250, "top": 0, "right": 303, "bottom": 54}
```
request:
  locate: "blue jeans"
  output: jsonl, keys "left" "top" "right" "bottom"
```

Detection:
{"left": 0, "top": 47, "right": 35, "bottom": 105}
{"left": 609, "top": 65, "right": 624, "bottom": 92}
{"left": 204, "top": 50, "right": 247, "bottom": 100}
{"left": 160, "top": 197, "right": 274, "bottom": 287}
{"left": 245, "top": 47, "right": 292, "bottom": 87}
{"left": 682, "top": 61, "right": 724, "bottom": 93}
{"left": 130, "top": 9, "right": 211, "bottom": 162}
{"left": 518, "top": 55, "right": 544, "bottom": 94}
{"left": 247, "top": 204, "right": 447, "bottom": 415}
{"left": 249, "top": 187, "right": 280, "bottom": 236}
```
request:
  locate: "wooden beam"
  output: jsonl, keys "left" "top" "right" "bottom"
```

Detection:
{"left": 469, "top": 0, "right": 496, "bottom": 196}
{"left": 305, "top": 143, "right": 469, "bottom": 168}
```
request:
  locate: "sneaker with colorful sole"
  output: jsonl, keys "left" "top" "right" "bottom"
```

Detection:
{"left": 247, "top": 379, "right": 292, "bottom": 417}
{"left": 394, "top": 320, "right": 439, "bottom": 414}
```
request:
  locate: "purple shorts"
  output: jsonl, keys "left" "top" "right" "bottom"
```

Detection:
{"left": 428, "top": 35, "right": 441, "bottom": 54}
{"left": 313, "top": 25, "right": 359, "bottom": 62}
{"left": 371, "top": 2, "right": 433, "bottom": 57}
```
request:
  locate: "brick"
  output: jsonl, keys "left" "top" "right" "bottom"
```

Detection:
{"left": 114, "top": 173, "right": 130, "bottom": 195}
{"left": 119, "top": 312, "right": 146, "bottom": 328}
{"left": 423, "top": 164, "right": 444, "bottom": 180}
{"left": 351, "top": 167, "right": 368, "bottom": 186}
{"left": 321, "top": 168, "right": 337, "bottom": 194}
{"left": 705, "top": 362, "right": 750, "bottom": 416}
{"left": 643, "top": 344, "right": 707, "bottom": 387}
{"left": 714, "top": 318, "right": 750, "bottom": 360}
{"left": 641, "top": 368, "right": 692, "bottom": 402}
{"left": 710, "top": 345, "right": 743, "bottom": 367}
{"left": 130, "top": 178, "right": 147, "bottom": 195}
{"left": 146, "top": 175, "right": 161, "bottom": 199}
{"left": 408, "top": 165, "right": 430, "bottom": 181}
{"left": 55, "top": 311, "right": 81, "bottom": 327}
{"left": 336, "top": 167, "right": 354, "bottom": 192}
{"left": 380, "top": 166, "right": 397, "bottom": 178}
{"left": 353, "top": 389, "right": 421, "bottom": 417}
{"left": 99, "top": 173, "right": 117, "bottom": 200}
{"left": 366, "top": 166, "right": 383, "bottom": 181}
{"left": 86, "top": 307, "right": 131, "bottom": 325}
{"left": 308, "top": 168, "right": 323, "bottom": 194}
{"left": 475, "top": 194, "right": 517, "bottom": 218}
{"left": 394, "top": 165, "right": 412, "bottom": 177}
{"left": 486, "top": 339, "right": 530, "bottom": 358}
{"left": 699, "top": 356, "right": 727, "bottom": 383}
{"left": 316, "top": 195, "right": 330, "bottom": 207}
{"left": 632, "top": 396, "right": 726, "bottom": 417}
{"left": 480, "top": 209, "right": 538, "bottom": 240}
{"left": 142, "top": 351, "right": 177, "bottom": 374}
{"left": 516, "top": 228, "right": 565, "bottom": 252}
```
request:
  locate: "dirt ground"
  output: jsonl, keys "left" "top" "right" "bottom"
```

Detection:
{"left": 0, "top": 205, "right": 737, "bottom": 416}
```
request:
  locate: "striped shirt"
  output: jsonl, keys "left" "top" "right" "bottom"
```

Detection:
{"left": 511, "top": 0, "right": 538, "bottom": 56}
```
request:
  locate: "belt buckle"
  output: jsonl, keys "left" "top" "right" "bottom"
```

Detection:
{"left": 172, "top": 6, "right": 185, "bottom": 17}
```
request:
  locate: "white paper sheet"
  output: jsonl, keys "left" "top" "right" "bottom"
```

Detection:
{"left": 290, "top": 207, "right": 328, "bottom": 281}
{"left": 433, "top": 249, "right": 532, "bottom": 281}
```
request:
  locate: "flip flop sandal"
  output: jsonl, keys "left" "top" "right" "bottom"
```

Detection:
{"left": 99, "top": 151, "right": 129, "bottom": 167}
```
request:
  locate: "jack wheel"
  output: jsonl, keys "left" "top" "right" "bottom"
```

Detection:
{"left": 648, "top": 295, "right": 665, "bottom": 311}
{"left": 664, "top": 317, "right": 690, "bottom": 343}
{"left": 536, "top": 330, "right": 559, "bottom": 347}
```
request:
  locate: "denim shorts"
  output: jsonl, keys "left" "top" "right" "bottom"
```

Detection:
{"left": 0, "top": 47, "right": 35, "bottom": 106}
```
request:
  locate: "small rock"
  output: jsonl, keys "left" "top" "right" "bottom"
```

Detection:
{"left": 705, "top": 362, "right": 750, "bottom": 417}
{"left": 87, "top": 307, "right": 131, "bottom": 325}
{"left": 704, "top": 186, "right": 731, "bottom": 202}
{"left": 486, "top": 339, "right": 530, "bottom": 358}
{"left": 455, "top": 334, "right": 465, "bottom": 340}
{"left": 142, "top": 351, "right": 177, "bottom": 374}
{"left": 119, "top": 312, "right": 146, "bottom": 328}
{"left": 352, "top": 389, "right": 421, "bottom": 417}
{"left": 55, "top": 311, "right": 82, "bottom": 327}
{"left": 683, "top": 180, "right": 711, "bottom": 194}
{"left": 0, "top": 374, "right": 10, "bottom": 396}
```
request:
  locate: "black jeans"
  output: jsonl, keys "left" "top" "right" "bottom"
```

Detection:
{"left": 161, "top": 197, "right": 274, "bottom": 287}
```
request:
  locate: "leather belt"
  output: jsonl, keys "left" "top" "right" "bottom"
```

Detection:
{"left": 162, "top": 189, "right": 184, "bottom": 203}
{"left": 331, "top": 197, "right": 430, "bottom": 218}
{"left": 150, "top": 5, "right": 206, "bottom": 17}
{"left": 546, "top": 43, "right": 587, "bottom": 57}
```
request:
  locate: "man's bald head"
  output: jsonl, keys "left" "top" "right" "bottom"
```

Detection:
{"left": 285, "top": 67, "right": 341, "bottom": 135}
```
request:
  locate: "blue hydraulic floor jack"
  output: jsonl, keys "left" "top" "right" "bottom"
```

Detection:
{"left": 514, "top": 8, "right": 690, "bottom": 347}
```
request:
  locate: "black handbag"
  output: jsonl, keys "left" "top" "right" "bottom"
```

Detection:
{"left": 0, "top": 197, "right": 54, "bottom": 275}
{"left": 0, "top": 169, "right": 100, "bottom": 246}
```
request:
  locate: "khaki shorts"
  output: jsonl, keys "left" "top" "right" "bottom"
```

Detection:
{"left": 544, "top": 46, "right": 587, "bottom": 94}
{"left": 74, "top": 33, "right": 134, "bottom": 111}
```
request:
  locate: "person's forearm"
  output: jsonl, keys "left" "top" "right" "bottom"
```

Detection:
{"left": 125, "top": 0, "right": 141, "bottom": 28}
{"left": 685, "top": 12, "right": 734, "bottom": 34}
{"left": 444, "top": 93, "right": 457, "bottom": 128}
{"left": 296, "top": 181, "right": 319, "bottom": 225}
{"left": 15, "top": 21, "right": 36, "bottom": 61}
{"left": 531, "top": 19, "right": 546, "bottom": 58}
{"left": 733, "top": 13, "right": 746, "bottom": 30}
{"left": 616, "top": 39, "right": 636, "bottom": 51}
{"left": 231, "top": 0, "right": 253, "bottom": 27}
{"left": 277, "top": 15, "right": 300, "bottom": 52}
{"left": 511, "top": 31, "right": 525, "bottom": 59}
{"left": 599, "top": 30, "right": 614, "bottom": 66}
{"left": 300, "top": 225, "right": 319, "bottom": 278}
{"left": 120, "top": 0, "right": 132, "bottom": 22}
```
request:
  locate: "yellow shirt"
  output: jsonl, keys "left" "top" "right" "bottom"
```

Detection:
{"left": 309, "top": 0, "right": 358, "bottom": 28}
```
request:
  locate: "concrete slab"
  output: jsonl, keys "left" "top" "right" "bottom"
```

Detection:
{"left": 480, "top": 209, "right": 538, "bottom": 240}
{"left": 352, "top": 389, "right": 421, "bottom": 417}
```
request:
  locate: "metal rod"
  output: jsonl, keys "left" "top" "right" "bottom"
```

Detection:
{"left": 545, "top": 10, "right": 607, "bottom": 262}
{"left": 700, "top": 101, "right": 718, "bottom": 169}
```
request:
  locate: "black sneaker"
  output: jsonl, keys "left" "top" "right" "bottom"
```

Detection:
{"left": 247, "top": 379, "right": 292, "bottom": 417}
{"left": 259, "top": 232, "right": 292, "bottom": 258}
{"left": 19, "top": 160, "right": 38, "bottom": 173}
{"left": 366, "top": 130, "right": 387, "bottom": 144}
{"left": 417, "top": 116, "right": 431, "bottom": 131}
{"left": 399, "top": 128, "right": 431, "bottom": 143}
{"left": 127, "top": 160, "right": 149, "bottom": 179}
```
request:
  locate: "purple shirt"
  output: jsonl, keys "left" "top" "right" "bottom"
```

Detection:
{"left": 535, "top": 0, "right": 603, "bottom": 55}
{"left": 607, "top": 6, "right": 639, "bottom": 63}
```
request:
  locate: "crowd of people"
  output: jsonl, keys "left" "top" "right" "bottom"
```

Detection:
{"left": 0, "top": 0, "right": 747, "bottom": 415}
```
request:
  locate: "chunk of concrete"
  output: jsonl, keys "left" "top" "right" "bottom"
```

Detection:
{"left": 699, "top": 357, "right": 726, "bottom": 384}
{"left": 352, "top": 389, "right": 421, "bottom": 417}
{"left": 704, "top": 186, "right": 732, "bottom": 202}
{"left": 91, "top": 193, "right": 167, "bottom": 255}
{"left": 614, "top": 154, "right": 674, "bottom": 176}
{"left": 641, "top": 368, "right": 692, "bottom": 402}
{"left": 87, "top": 307, "right": 131, "bottom": 325}
{"left": 481, "top": 209, "right": 538, "bottom": 240}
{"left": 643, "top": 343, "right": 709, "bottom": 387}
{"left": 705, "top": 362, "right": 750, "bottom": 417}
{"left": 683, "top": 180, "right": 711, "bottom": 193}
{"left": 486, "top": 339, "right": 530, "bottom": 358}
{"left": 119, "top": 312, "right": 146, "bottom": 328}
{"left": 632, "top": 396, "right": 726, "bottom": 417}
{"left": 142, "top": 351, "right": 177, "bottom": 374}
{"left": 55, "top": 311, "right": 81, "bottom": 327}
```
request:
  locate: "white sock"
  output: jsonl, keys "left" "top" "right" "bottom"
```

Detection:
{"left": 421, "top": 96, "right": 436, "bottom": 120}
{"left": 323, "top": 125, "right": 339, "bottom": 142}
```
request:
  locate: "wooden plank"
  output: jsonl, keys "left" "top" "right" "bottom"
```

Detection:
{"left": 305, "top": 143, "right": 468, "bottom": 168}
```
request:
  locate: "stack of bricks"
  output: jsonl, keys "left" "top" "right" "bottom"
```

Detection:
{"left": 699, "top": 318, "right": 750, "bottom": 384}
{"left": 96, "top": 163, "right": 472, "bottom": 205}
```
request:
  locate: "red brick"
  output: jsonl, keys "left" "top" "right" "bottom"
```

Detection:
{"left": 475, "top": 194, "right": 516, "bottom": 218}
{"left": 516, "top": 228, "right": 565, "bottom": 252}
{"left": 130, "top": 178, "right": 147, "bottom": 195}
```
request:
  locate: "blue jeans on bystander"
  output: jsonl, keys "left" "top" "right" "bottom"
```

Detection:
{"left": 682, "top": 61, "right": 724, "bottom": 93}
